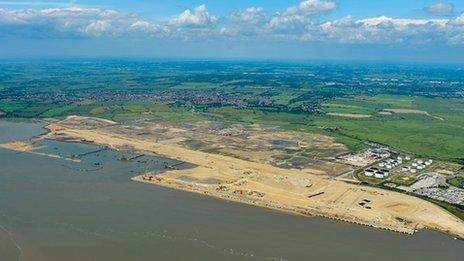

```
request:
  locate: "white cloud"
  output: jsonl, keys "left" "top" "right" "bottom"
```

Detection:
{"left": 308, "top": 15, "right": 464, "bottom": 44}
{"left": 284, "top": 0, "right": 337, "bottom": 17}
{"left": 220, "top": 7, "right": 268, "bottom": 37}
{"left": 229, "top": 7, "right": 266, "bottom": 25}
{"left": 357, "top": 16, "right": 448, "bottom": 27}
{"left": 454, "top": 13, "right": 464, "bottom": 25}
{"left": 130, "top": 20, "right": 158, "bottom": 32}
{"left": 0, "top": 3, "right": 463, "bottom": 45}
{"left": 84, "top": 20, "right": 110, "bottom": 36}
{"left": 0, "top": 7, "right": 159, "bottom": 37}
{"left": 169, "top": 5, "right": 217, "bottom": 27}
{"left": 268, "top": 0, "right": 337, "bottom": 30}
{"left": 424, "top": 2, "right": 454, "bottom": 14}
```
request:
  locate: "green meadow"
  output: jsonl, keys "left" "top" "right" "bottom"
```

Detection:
{"left": 312, "top": 96, "right": 464, "bottom": 161}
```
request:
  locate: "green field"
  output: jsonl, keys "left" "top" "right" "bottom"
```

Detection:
{"left": 448, "top": 177, "right": 464, "bottom": 189}
{"left": 388, "top": 175, "right": 418, "bottom": 187}
{"left": 312, "top": 96, "right": 464, "bottom": 161}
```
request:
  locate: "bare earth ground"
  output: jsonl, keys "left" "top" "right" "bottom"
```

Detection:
{"left": 3, "top": 116, "right": 464, "bottom": 239}
{"left": 382, "top": 109, "right": 429, "bottom": 115}
{"left": 327, "top": 113, "right": 372, "bottom": 118}
{"left": 102, "top": 119, "right": 351, "bottom": 176}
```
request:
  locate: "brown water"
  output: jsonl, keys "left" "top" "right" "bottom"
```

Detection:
{"left": 0, "top": 121, "right": 462, "bottom": 261}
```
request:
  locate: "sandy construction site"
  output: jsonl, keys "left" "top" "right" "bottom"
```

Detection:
{"left": 100, "top": 118, "right": 351, "bottom": 176}
{"left": 4, "top": 116, "right": 464, "bottom": 239}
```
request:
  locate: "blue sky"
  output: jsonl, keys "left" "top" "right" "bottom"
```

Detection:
{"left": 2, "top": 1, "right": 463, "bottom": 17}
{"left": 1, "top": 0, "right": 464, "bottom": 62}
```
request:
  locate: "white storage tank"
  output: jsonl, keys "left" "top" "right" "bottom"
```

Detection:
{"left": 364, "top": 169, "right": 374, "bottom": 177}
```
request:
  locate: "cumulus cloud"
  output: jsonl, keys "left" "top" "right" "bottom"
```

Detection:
{"left": 424, "top": 2, "right": 454, "bottom": 15}
{"left": 84, "top": 20, "right": 110, "bottom": 36}
{"left": 0, "top": 7, "right": 158, "bottom": 37}
{"left": 454, "top": 13, "right": 464, "bottom": 25}
{"left": 229, "top": 7, "right": 266, "bottom": 25}
{"left": 169, "top": 5, "right": 217, "bottom": 27}
{"left": 283, "top": 0, "right": 337, "bottom": 17}
{"left": 309, "top": 15, "right": 464, "bottom": 44}
{"left": 0, "top": 2, "right": 463, "bottom": 45}
{"left": 220, "top": 7, "right": 268, "bottom": 37}
{"left": 356, "top": 16, "right": 448, "bottom": 27}
{"left": 268, "top": 0, "right": 337, "bottom": 30}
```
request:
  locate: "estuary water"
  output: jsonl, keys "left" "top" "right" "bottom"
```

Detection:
{"left": 0, "top": 120, "right": 462, "bottom": 261}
